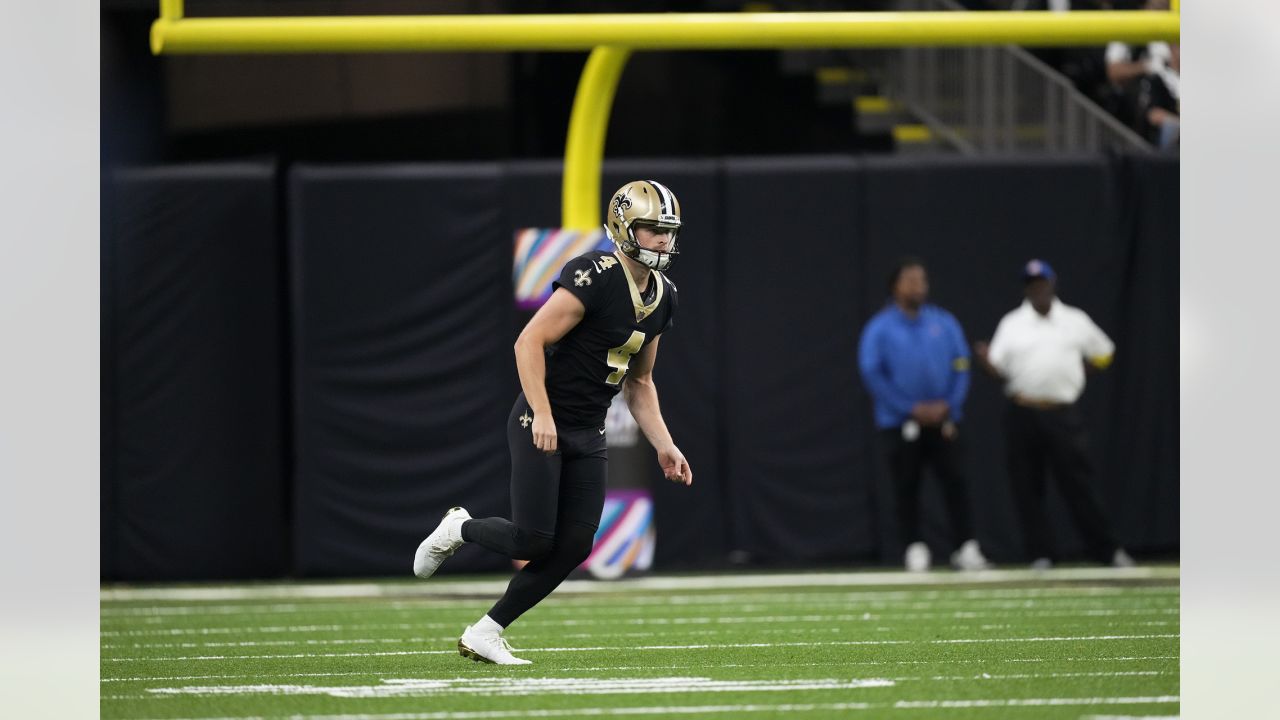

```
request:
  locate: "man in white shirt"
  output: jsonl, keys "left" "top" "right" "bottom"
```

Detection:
{"left": 974, "top": 260, "right": 1135, "bottom": 569}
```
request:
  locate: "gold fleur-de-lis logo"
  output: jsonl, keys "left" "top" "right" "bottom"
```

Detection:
{"left": 574, "top": 269, "right": 592, "bottom": 287}
{"left": 612, "top": 191, "right": 633, "bottom": 221}
{"left": 519, "top": 411, "right": 533, "bottom": 429}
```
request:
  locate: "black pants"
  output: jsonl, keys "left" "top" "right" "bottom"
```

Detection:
{"left": 1004, "top": 402, "right": 1118, "bottom": 563}
{"left": 881, "top": 426, "right": 974, "bottom": 549}
{"left": 461, "top": 393, "right": 607, "bottom": 627}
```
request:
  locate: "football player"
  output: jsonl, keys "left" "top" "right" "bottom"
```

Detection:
{"left": 412, "top": 180, "right": 693, "bottom": 665}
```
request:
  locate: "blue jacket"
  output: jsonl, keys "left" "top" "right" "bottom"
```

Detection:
{"left": 858, "top": 303, "right": 971, "bottom": 429}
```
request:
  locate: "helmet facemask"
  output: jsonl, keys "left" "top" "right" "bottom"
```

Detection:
{"left": 618, "top": 222, "right": 679, "bottom": 272}
{"left": 604, "top": 180, "right": 682, "bottom": 272}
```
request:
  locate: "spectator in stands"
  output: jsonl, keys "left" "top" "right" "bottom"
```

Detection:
{"left": 1103, "top": 0, "right": 1179, "bottom": 146}
{"left": 858, "top": 258, "right": 992, "bottom": 573}
{"left": 1134, "top": 42, "right": 1179, "bottom": 149}
{"left": 973, "top": 260, "right": 1135, "bottom": 569}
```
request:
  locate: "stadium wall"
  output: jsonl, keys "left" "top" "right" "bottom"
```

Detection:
{"left": 101, "top": 154, "right": 1178, "bottom": 581}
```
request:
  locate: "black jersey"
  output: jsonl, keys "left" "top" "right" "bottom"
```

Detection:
{"left": 544, "top": 250, "right": 678, "bottom": 427}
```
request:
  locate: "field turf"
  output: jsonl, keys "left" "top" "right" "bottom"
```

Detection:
{"left": 101, "top": 566, "right": 1179, "bottom": 719}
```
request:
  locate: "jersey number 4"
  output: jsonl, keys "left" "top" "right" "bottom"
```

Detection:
{"left": 605, "top": 331, "right": 646, "bottom": 385}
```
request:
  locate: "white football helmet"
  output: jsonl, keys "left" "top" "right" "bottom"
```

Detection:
{"left": 604, "top": 180, "right": 681, "bottom": 271}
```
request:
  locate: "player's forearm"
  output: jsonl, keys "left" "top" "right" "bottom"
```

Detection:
{"left": 623, "top": 378, "right": 675, "bottom": 450}
{"left": 513, "top": 337, "right": 553, "bottom": 416}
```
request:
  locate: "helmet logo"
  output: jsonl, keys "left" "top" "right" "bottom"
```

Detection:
{"left": 612, "top": 191, "right": 633, "bottom": 222}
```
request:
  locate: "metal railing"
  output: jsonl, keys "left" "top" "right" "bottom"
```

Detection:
{"left": 875, "top": 0, "right": 1152, "bottom": 154}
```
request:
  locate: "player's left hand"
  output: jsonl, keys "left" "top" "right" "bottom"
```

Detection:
{"left": 658, "top": 445, "right": 692, "bottom": 486}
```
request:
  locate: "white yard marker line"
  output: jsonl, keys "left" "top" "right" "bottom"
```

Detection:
{"left": 911, "top": 670, "right": 1169, "bottom": 681}
{"left": 97, "top": 602, "right": 1177, "bottom": 635}
{"left": 1007, "top": 655, "right": 1179, "bottom": 663}
{"left": 107, "top": 702, "right": 875, "bottom": 719}
{"left": 144, "top": 676, "right": 897, "bottom": 699}
{"left": 894, "top": 696, "right": 1179, "bottom": 708}
{"left": 104, "top": 634, "right": 1179, "bottom": 662}
{"left": 104, "top": 604, "right": 1182, "bottom": 638}
{"left": 111, "top": 671, "right": 1174, "bottom": 700}
{"left": 1080, "top": 716, "right": 1180, "bottom": 719}
{"left": 100, "top": 607, "right": 1180, "bottom": 637}
{"left": 101, "top": 566, "right": 1179, "bottom": 602}
{"left": 100, "top": 595, "right": 1179, "bottom": 619}
{"left": 108, "top": 622, "right": 1177, "bottom": 651}
{"left": 102, "top": 637, "right": 462, "bottom": 650}
{"left": 115, "top": 696, "right": 1181, "bottom": 720}
{"left": 100, "top": 655, "right": 1178, "bottom": 683}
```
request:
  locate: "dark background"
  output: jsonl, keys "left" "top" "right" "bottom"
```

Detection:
{"left": 100, "top": 155, "right": 1178, "bottom": 581}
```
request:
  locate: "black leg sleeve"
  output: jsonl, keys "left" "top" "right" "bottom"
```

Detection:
{"left": 487, "top": 451, "right": 606, "bottom": 628}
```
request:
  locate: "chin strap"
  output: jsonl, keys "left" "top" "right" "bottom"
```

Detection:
{"left": 608, "top": 225, "right": 677, "bottom": 272}
{"left": 633, "top": 246, "right": 674, "bottom": 271}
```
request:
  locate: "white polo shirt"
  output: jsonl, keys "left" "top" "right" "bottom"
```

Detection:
{"left": 988, "top": 298, "right": 1115, "bottom": 404}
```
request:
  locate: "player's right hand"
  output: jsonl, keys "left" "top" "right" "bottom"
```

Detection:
{"left": 532, "top": 414, "right": 558, "bottom": 455}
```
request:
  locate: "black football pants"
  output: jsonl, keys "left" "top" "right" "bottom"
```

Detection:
{"left": 1004, "top": 402, "right": 1118, "bottom": 563}
{"left": 461, "top": 393, "right": 607, "bottom": 627}
{"left": 882, "top": 426, "right": 975, "bottom": 550}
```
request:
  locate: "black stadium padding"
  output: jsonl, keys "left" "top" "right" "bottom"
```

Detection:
{"left": 102, "top": 155, "right": 1179, "bottom": 581}
{"left": 289, "top": 164, "right": 515, "bottom": 576}
{"left": 1101, "top": 154, "right": 1179, "bottom": 550}
{"left": 104, "top": 163, "right": 287, "bottom": 581}
{"left": 721, "top": 156, "right": 879, "bottom": 564}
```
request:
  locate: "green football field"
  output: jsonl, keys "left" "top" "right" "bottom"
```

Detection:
{"left": 101, "top": 566, "right": 1179, "bottom": 719}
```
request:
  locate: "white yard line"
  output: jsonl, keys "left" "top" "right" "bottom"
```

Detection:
{"left": 104, "top": 633, "right": 1178, "bottom": 663}
{"left": 894, "top": 696, "right": 1180, "bottom": 708}
{"left": 100, "top": 595, "right": 1178, "bottom": 619}
{"left": 1080, "top": 716, "right": 1180, "bottom": 719}
{"left": 101, "top": 656, "right": 1179, "bottom": 683}
{"left": 105, "top": 621, "right": 1177, "bottom": 651}
{"left": 100, "top": 607, "right": 1179, "bottom": 637}
{"left": 100, "top": 566, "right": 1179, "bottom": 602}
{"left": 102, "top": 609, "right": 1180, "bottom": 638}
{"left": 112, "top": 671, "right": 1171, "bottom": 701}
{"left": 112, "top": 696, "right": 1181, "bottom": 719}
{"left": 143, "top": 677, "right": 898, "bottom": 699}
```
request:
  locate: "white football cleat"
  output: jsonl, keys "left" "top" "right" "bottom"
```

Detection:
{"left": 458, "top": 625, "right": 532, "bottom": 665}
{"left": 904, "top": 541, "right": 931, "bottom": 572}
{"left": 950, "top": 539, "right": 994, "bottom": 571}
{"left": 412, "top": 506, "right": 471, "bottom": 579}
{"left": 1112, "top": 548, "right": 1136, "bottom": 568}
{"left": 1030, "top": 557, "right": 1053, "bottom": 571}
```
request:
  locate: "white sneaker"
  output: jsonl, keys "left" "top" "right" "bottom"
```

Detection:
{"left": 412, "top": 506, "right": 470, "bottom": 579}
{"left": 904, "top": 541, "right": 931, "bottom": 572}
{"left": 1112, "top": 548, "right": 1136, "bottom": 568}
{"left": 950, "top": 539, "right": 993, "bottom": 571}
{"left": 1030, "top": 557, "right": 1053, "bottom": 571}
{"left": 458, "top": 625, "right": 532, "bottom": 665}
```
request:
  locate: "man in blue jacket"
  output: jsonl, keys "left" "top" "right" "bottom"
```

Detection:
{"left": 858, "top": 257, "right": 991, "bottom": 572}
